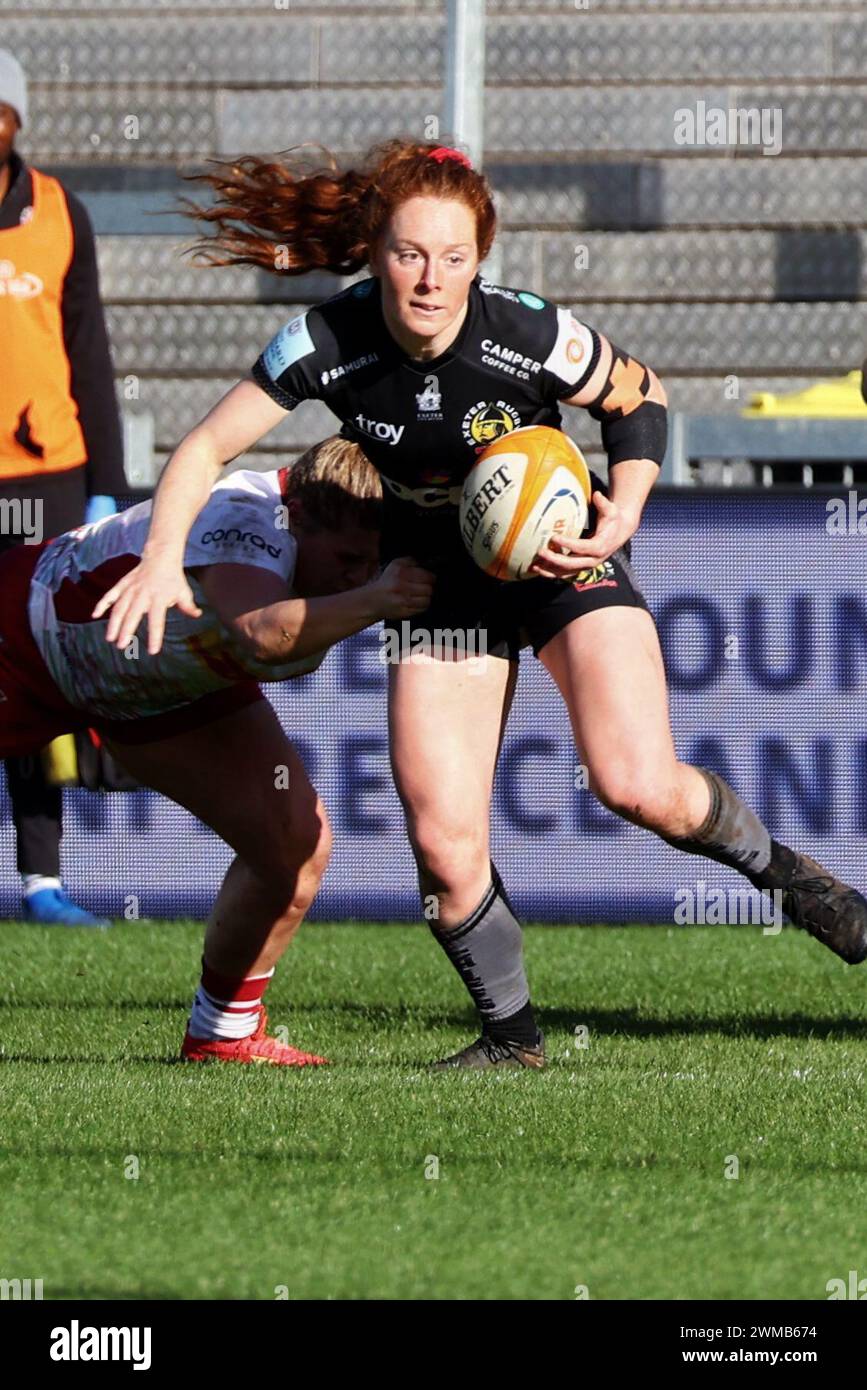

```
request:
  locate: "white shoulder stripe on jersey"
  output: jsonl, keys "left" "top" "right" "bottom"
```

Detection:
{"left": 543, "top": 306, "right": 596, "bottom": 390}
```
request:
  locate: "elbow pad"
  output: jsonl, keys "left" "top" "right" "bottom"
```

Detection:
{"left": 588, "top": 344, "right": 669, "bottom": 466}
{"left": 601, "top": 405, "right": 668, "bottom": 467}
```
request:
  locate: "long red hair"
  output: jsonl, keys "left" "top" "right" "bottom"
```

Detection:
{"left": 182, "top": 138, "right": 497, "bottom": 275}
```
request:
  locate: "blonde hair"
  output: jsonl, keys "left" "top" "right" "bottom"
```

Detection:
{"left": 278, "top": 436, "right": 382, "bottom": 532}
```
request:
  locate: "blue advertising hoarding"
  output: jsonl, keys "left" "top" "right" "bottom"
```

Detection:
{"left": 0, "top": 489, "right": 863, "bottom": 923}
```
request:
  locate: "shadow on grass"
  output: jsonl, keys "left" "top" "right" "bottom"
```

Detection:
{"left": 1, "top": 1000, "right": 865, "bottom": 1061}
{"left": 300, "top": 1001, "right": 867, "bottom": 1042}
{"left": 5, "top": 1143, "right": 867, "bottom": 1179}
{"left": 0, "top": 1052, "right": 184, "bottom": 1065}
{"left": 538, "top": 1006, "right": 867, "bottom": 1041}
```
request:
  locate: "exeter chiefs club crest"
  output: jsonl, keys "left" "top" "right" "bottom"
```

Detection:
{"left": 461, "top": 400, "right": 522, "bottom": 451}
{"left": 572, "top": 560, "right": 618, "bottom": 592}
{"left": 416, "top": 380, "right": 443, "bottom": 421}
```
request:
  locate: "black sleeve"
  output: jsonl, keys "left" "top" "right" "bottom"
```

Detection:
{"left": 251, "top": 307, "right": 328, "bottom": 412}
{"left": 61, "top": 191, "right": 126, "bottom": 496}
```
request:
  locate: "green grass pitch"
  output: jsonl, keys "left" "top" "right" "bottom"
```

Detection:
{"left": 0, "top": 920, "right": 865, "bottom": 1301}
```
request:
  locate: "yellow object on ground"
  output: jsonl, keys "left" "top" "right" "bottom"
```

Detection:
{"left": 742, "top": 371, "right": 867, "bottom": 418}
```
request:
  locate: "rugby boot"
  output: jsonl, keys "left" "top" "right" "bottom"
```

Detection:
{"left": 24, "top": 887, "right": 112, "bottom": 929}
{"left": 750, "top": 842, "right": 867, "bottom": 964}
{"left": 430, "top": 1030, "right": 545, "bottom": 1071}
{"left": 181, "top": 1007, "right": 328, "bottom": 1066}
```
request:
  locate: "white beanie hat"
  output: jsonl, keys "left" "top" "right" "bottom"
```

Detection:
{"left": 0, "top": 50, "right": 28, "bottom": 130}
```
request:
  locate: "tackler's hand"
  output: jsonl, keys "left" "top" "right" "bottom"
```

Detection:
{"left": 92, "top": 555, "right": 203, "bottom": 656}
{"left": 371, "top": 557, "right": 436, "bottom": 618}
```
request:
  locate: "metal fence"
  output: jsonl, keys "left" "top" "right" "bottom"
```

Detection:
{"left": 664, "top": 417, "right": 867, "bottom": 489}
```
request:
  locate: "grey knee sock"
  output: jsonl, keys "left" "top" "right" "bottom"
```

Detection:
{"left": 430, "top": 866, "right": 531, "bottom": 1027}
{"left": 663, "top": 768, "right": 771, "bottom": 876}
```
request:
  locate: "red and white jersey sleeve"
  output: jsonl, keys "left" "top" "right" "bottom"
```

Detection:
{"left": 27, "top": 469, "right": 326, "bottom": 724}
{"left": 184, "top": 469, "right": 296, "bottom": 578}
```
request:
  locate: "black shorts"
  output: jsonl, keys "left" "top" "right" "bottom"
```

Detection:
{"left": 381, "top": 541, "right": 649, "bottom": 661}
{"left": 380, "top": 471, "right": 651, "bottom": 661}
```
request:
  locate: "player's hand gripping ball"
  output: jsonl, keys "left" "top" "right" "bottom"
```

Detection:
{"left": 459, "top": 426, "right": 592, "bottom": 581}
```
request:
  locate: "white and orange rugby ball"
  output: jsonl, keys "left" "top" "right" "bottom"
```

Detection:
{"left": 459, "top": 426, "right": 592, "bottom": 581}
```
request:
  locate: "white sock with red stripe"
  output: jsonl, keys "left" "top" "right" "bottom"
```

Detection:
{"left": 188, "top": 959, "right": 275, "bottom": 1041}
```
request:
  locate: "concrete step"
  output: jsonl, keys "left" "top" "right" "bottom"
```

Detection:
{"left": 103, "top": 300, "right": 867, "bottom": 376}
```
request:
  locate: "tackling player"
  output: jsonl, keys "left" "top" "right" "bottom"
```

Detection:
{"left": 0, "top": 435, "right": 433, "bottom": 1064}
{"left": 93, "top": 140, "right": 867, "bottom": 1070}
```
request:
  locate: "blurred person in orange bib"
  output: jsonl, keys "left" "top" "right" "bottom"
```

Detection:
{"left": 0, "top": 49, "right": 126, "bottom": 926}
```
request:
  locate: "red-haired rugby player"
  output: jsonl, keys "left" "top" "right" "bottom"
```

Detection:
{"left": 94, "top": 140, "right": 867, "bottom": 1070}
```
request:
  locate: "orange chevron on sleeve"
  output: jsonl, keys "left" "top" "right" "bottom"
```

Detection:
{"left": 644, "top": 367, "right": 668, "bottom": 408}
{"left": 601, "top": 356, "right": 649, "bottom": 417}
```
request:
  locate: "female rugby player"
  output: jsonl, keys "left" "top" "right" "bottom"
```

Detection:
{"left": 94, "top": 140, "right": 867, "bottom": 1070}
{"left": 1, "top": 436, "right": 433, "bottom": 1065}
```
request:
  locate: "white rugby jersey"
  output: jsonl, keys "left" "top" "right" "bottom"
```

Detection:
{"left": 28, "top": 469, "right": 327, "bottom": 723}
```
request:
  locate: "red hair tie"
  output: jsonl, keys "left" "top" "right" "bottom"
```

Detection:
{"left": 428, "top": 146, "right": 472, "bottom": 168}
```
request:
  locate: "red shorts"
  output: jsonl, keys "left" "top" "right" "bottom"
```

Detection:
{"left": 0, "top": 542, "right": 264, "bottom": 759}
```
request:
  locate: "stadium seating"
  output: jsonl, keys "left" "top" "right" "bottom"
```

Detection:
{"left": 6, "top": 0, "right": 867, "bottom": 467}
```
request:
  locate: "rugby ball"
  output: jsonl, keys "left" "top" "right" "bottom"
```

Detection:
{"left": 459, "top": 426, "right": 592, "bottom": 581}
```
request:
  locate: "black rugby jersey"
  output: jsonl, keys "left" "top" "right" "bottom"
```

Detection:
{"left": 252, "top": 274, "right": 601, "bottom": 568}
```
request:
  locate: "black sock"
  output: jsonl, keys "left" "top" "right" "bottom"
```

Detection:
{"left": 743, "top": 840, "right": 799, "bottom": 891}
{"left": 484, "top": 999, "right": 539, "bottom": 1048}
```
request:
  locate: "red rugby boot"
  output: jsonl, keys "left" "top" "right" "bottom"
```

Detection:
{"left": 180, "top": 1007, "right": 328, "bottom": 1067}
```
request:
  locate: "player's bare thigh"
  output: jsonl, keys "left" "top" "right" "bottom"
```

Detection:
{"left": 104, "top": 698, "right": 331, "bottom": 891}
{"left": 538, "top": 605, "right": 708, "bottom": 834}
{"left": 387, "top": 650, "right": 517, "bottom": 921}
